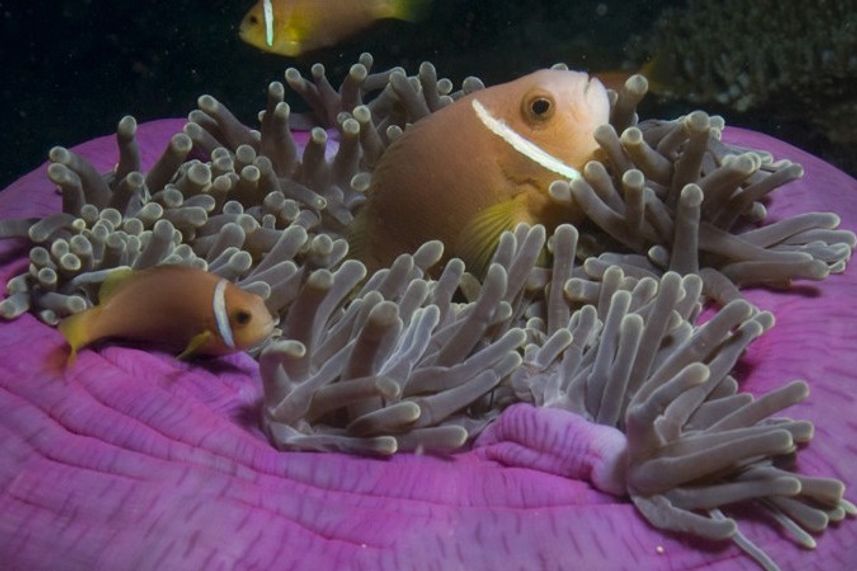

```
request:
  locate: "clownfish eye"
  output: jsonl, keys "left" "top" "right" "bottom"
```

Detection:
{"left": 531, "top": 98, "right": 551, "bottom": 116}
{"left": 249, "top": 15, "right": 259, "bottom": 25}
{"left": 522, "top": 92, "right": 555, "bottom": 123}
{"left": 234, "top": 310, "right": 252, "bottom": 325}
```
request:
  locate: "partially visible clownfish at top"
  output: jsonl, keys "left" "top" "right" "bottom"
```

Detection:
{"left": 57, "top": 265, "right": 275, "bottom": 365}
{"left": 239, "top": 0, "right": 431, "bottom": 57}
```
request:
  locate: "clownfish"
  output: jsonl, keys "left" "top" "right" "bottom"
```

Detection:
{"left": 349, "top": 68, "right": 611, "bottom": 277}
{"left": 239, "top": 0, "right": 431, "bottom": 57}
{"left": 58, "top": 266, "right": 275, "bottom": 362}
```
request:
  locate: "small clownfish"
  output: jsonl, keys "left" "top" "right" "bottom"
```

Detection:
{"left": 348, "top": 69, "right": 611, "bottom": 277}
{"left": 58, "top": 265, "right": 275, "bottom": 362}
{"left": 239, "top": 0, "right": 431, "bottom": 57}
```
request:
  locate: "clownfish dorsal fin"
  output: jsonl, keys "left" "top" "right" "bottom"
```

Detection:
{"left": 178, "top": 330, "right": 214, "bottom": 361}
{"left": 456, "top": 196, "right": 532, "bottom": 278}
{"left": 347, "top": 208, "right": 372, "bottom": 264}
{"left": 97, "top": 267, "right": 135, "bottom": 303}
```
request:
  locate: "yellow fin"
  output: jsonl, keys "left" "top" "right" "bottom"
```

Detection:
{"left": 58, "top": 309, "right": 98, "bottom": 365}
{"left": 177, "top": 330, "right": 213, "bottom": 360}
{"left": 347, "top": 207, "right": 369, "bottom": 262}
{"left": 457, "top": 197, "right": 532, "bottom": 278}
{"left": 387, "top": 0, "right": 432, "bottom": 22}
{"left": 98, "top": 267, "right": 135, "bottom": 303}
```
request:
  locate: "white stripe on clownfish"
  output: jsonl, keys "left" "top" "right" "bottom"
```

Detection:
{"left": 213, "top": 279, "right": 236, "bottom": 350}
{"left": 263, "top": 0, "right": 274, "bottom": 47}
{"left": 470, "top": 98, "right": 582, "bottom": 181}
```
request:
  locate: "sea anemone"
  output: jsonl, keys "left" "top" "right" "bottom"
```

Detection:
{"left": 1, "top": 55, "right": 856, "bottom": 570}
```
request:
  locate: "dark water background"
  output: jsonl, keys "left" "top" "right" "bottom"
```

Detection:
{"left": 1, "top": 0, "right": 853, "bottom": 189}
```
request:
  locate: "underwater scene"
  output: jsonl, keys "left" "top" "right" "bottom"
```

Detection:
{"left": 1, "top": 0, "right": 856, "bottom": 569}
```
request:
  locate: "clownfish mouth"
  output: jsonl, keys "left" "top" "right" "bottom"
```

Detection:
{"left": 470, "top": 98, "right": 583, "bottom": 182}
{"left": 259, "top": 317, "right": 277, "bottom": 343}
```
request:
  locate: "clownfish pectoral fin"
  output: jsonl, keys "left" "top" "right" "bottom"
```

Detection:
{"left": 346, "top": 208, "right": 369, "bottom": 261}
{"left": 97, "top": 266, "right": 135, "bottom": 303}
{"left": 177, "top": 330, "right": 214, "bottom": 360}
{"left": 457, "top": 196, "right": 532, "bottom": 279}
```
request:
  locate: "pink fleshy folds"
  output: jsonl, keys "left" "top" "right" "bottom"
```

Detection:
{"left": 0, "top": 121, "right": 856, "bottom": 570}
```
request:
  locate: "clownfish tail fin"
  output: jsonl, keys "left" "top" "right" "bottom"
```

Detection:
{"left": 388, "top": 0, "right": 432, "bottom": 22}
{"left": 57, "top": 309, "right": 98, "bottom": 365}
{"left": 98, "top": 266, "right": 134, "bottom": 302}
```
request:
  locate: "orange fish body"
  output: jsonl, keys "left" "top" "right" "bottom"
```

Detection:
{"left": 593, "top": 69, "right": 638, "bottom": 93}
{"left": 349, "top": 69, "right": 611, "bottom": 275}
{"left": 59, "top": 265, "right": 275, "bottom": 360}
{"left": 239, "top": 0, "right": 430, "bottom": 57}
